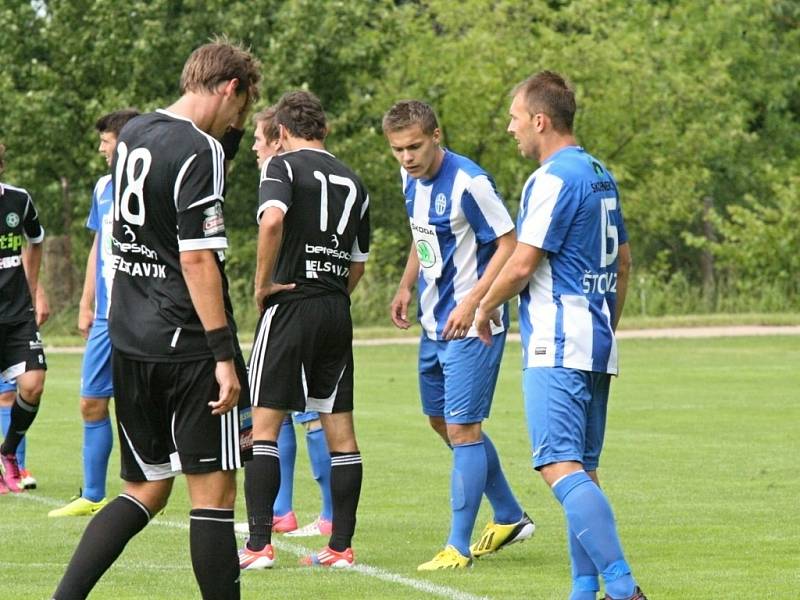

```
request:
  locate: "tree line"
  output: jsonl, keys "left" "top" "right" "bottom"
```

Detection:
{"left": 1, "top": 0, "right": 798, "bottom": 329}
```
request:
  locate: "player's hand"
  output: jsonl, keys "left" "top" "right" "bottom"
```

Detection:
{"left": 255, "top": 282, "right": 296, "bottom": 313}
{"left": 35, "top": 287, "right": 50, "bottom": 326}
{"left": 474, "top": 306, "right": 501, "bottom": 346}
{"left": 209, "top": 359, "right": 240, "bottom": 416}
{"left": 77, "top": 304, "right": 94, "bottom": 339}
{"left": 442, "top": 298, "right": 479, "bottom": 341}
{"left": 390, "top": 287, "right": 413, "bottom": 329}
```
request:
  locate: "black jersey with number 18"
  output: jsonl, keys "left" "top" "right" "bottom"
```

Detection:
{"left": 257, "top": 148, "right": 370, "bottom": 306}
{"left": 108, "top": 110, "right": 237, "bottom": 362}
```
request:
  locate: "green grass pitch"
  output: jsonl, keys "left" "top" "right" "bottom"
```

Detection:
{"left": 1, "top": 336, "right": 798, "bottom": 598}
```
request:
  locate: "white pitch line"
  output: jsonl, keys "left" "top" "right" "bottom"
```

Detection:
{"left": 13, "top": 492, "right": 490, "bottom": 600}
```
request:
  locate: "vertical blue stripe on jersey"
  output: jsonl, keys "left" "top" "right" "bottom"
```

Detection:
{"left": 591, "top": 302, "right": 612, "bottom": 373}
{"left": 432, "top": 194, "right": 456, "bottom": 339}
{"left": 554, "top": 296, "right": 565, "bottom": 364}
{"left": 519, "top": 289, "right": 532, "bottom": 366}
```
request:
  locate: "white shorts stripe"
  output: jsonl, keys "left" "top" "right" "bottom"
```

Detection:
{"left": 249, "top": 306, "right": 278, "bottom": 406}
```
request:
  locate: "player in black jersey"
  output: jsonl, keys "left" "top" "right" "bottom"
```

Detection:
{"left": 54, "top": 40, "right": 261, "bottom": 600}
{"left": 0, "top": 142, "right": 47, "bottom": 495}
{"left": 239, "top": 91, "right": 370, "bottom": 570}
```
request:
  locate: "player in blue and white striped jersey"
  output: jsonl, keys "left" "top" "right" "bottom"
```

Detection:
{"left": 49, "top": 109, "right": 139, "bottom": 518}
{"left": 384, "top": 101, "right": 534, "bottom": 571}
{"left": 476, "top": 72, "right": 645, "bottom": 600}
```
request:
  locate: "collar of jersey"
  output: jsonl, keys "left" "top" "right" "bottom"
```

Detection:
{"left": 543, "top": 145, "right": 582, "bottom": 165}
{"left": 278, "top": 147, "right": 335, "bottom": 159}
{"left": 417, "top": 148, "right": 451, "bottom": 185}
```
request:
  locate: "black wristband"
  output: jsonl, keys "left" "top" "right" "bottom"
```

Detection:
{"left": 205, "top": 326, "right": 236, "bottom": 362}
{"left": 220, "top": 127, "right": 245, "bottom": 160}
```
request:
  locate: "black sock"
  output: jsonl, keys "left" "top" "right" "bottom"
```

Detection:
{"left": 53, "top": 494, "right": 151, "bottom": 599}
{"left": 244, "top": 440, "right": 280, "bottom": 551}
{"left": 0, "top": 394, "right": 39, "bottom": 455}
{"left": 328, "top": 452, "right": 362, "bottom": 551}
{"left": 190, "top": 508, "right": 239, "bottom": 600}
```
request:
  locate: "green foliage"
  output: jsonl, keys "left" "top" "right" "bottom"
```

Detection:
{"left": 1, "top": 0, "right": 798, "bottom": 322}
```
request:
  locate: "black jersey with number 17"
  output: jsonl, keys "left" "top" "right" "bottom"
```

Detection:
{"left": 108, "top": 110, "right": 237, "bottom": 362}
{"left": 257, "top": 148, "right": 370, "bottom": 306}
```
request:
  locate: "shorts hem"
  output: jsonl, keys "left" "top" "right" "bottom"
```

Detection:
{"left": 80, "top": 389, "right": 114, "bottom": 399}
{"left": 533, "top": 453, "right": 584, "bottom": 470}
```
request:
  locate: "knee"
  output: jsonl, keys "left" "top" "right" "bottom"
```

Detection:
{"left": 80, "top": 398, "right": 110, "bottom": 422}
{"left": 428, "top": 417, "right": 448, "bottom": 443}
{"left": 446, "top": 423, "right": 482, "bottom": 446}
{"left": 18, "top": 378, "right": 44, "bottom": 405}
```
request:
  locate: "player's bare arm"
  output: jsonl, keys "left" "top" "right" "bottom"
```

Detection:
{"left": 442, "top": 229, "right": 516, "bottom": 340}
{"left": 254, "top": 205, "right": 295, "bottom": 312}
{"left": 613, "top": 242, "right": 632, "bottom": 331}
{"left": 21, "top": 241, "right": 43, "bottom": 312}
{"left": 475, "top": 241, "right": 545, "bottom": 344}
{"left": 35, "top": 283, "right": 50, "bottom": 326}
{"left": 181, "top": 249, "right": 240, "bottom": 416}
{"left": 390, "top": 244, "right": 419, "bottom": 329}
{"left": 78, "top": 234, "right": 98, "bottom": 338}
{"left": 347, "top": 261, "right": 366, "bottom": 294}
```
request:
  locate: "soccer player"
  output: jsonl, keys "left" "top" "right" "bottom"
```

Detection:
{"left": 239, "top": 90, "right": 369, "bottom": 570}
{"left": 233, "top": 107, "right": 334, "bottom": 538}
{"left": 0, "top": 142, "right": 47, "bottom": 495}
{"left": 0, "top": 283, "right": 49, "bottom": 491}
{"left": 52, "top": 39, "right": 260, "bottom": 600}
{"left": 474, "top": 71, "right": 645, "bottom": 600}
{"left": 383, "top": 100, "right": 534, "bottom": 570}
{"left": 49, "top": 109, "right": 140, "bottom": 517}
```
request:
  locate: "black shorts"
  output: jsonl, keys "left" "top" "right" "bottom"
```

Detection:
{"left": 113, "top": 352, "right": 253, "bottom": 481}
{"left": 0, "top": 316, "right": 47, "bottom": 380}
{"left": 249, "top": 294, "right": 354, "bottom": 414}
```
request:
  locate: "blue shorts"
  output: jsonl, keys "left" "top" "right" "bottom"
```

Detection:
{"left": 292, "top": 410, "right": 321, "bottom": 425}
{"left": 80, "top": 319, "right": 113, "bottom": 398}
{"left": 0, "top": 378, "right": 15, "bottom": 393}
{"left": 419, "top": 332, "right": 506, "bottom": 424}
{"left": 523, "top": 367, "right": 610, "bottom": 471}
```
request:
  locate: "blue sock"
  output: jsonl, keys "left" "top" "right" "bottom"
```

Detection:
{"left": 83, "top": 418, "right": 113, "bottom": 502}
{"left": 553, "top": 471, "right": 636, "bottom": 599}
{"left": 0, "top": 407, "right": 26, "bottom": 467}
{"left": 273, "top": 417, "right": 296, "bottom": 517}
{"left": 482, "top": 433, "right": 523, "bottom": 524}
{"left": 306, "top": 427, "right": 333, "bottom": 520}
{"left": 447, "top": 440, "right": 487, "bottom": 557}
{"left": 569, "top": 523, "right": 600, "bottom": 600}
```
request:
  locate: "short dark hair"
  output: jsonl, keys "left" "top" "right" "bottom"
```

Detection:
{"left": 512, "top": 71, "right": 576, "bottom": 133}
{"left": 180, "top": 36, "right": 261, "bottom": 103}
{"left": 382, "top": 100, "right": 439, "bottom": 135}
{"left": 95, "top": 109, "right": 141, "bottom": 137}
{"left": 273, "top": 91, "right": 327, "bottom": 141}
{"left": 252, "top": 105, "right": 279, "bottom": 142}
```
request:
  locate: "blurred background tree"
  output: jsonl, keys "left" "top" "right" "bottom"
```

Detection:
{"left": 1, "top": 0, "right": 797, "bottom": 330}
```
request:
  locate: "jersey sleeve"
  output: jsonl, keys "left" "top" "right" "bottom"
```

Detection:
{"left": 517, "top": 170, "right": 576, "bottom": 253}
{"left": 257, "top": 156, "right": 294, "bottom": 222}
{"left": 350, "top": 193, "right": 370, "bottom": 262}
{"left": 462, "top": 175, "right": 514, "bottom": 245}
{"left": 174, "top": 143, "right": 228, "bottom": 252}
{"left": 86, "top": 179, "right": 104, "bottom": 232}
{"left": 22, "top": 193, "right": 45, "bottom": 243}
